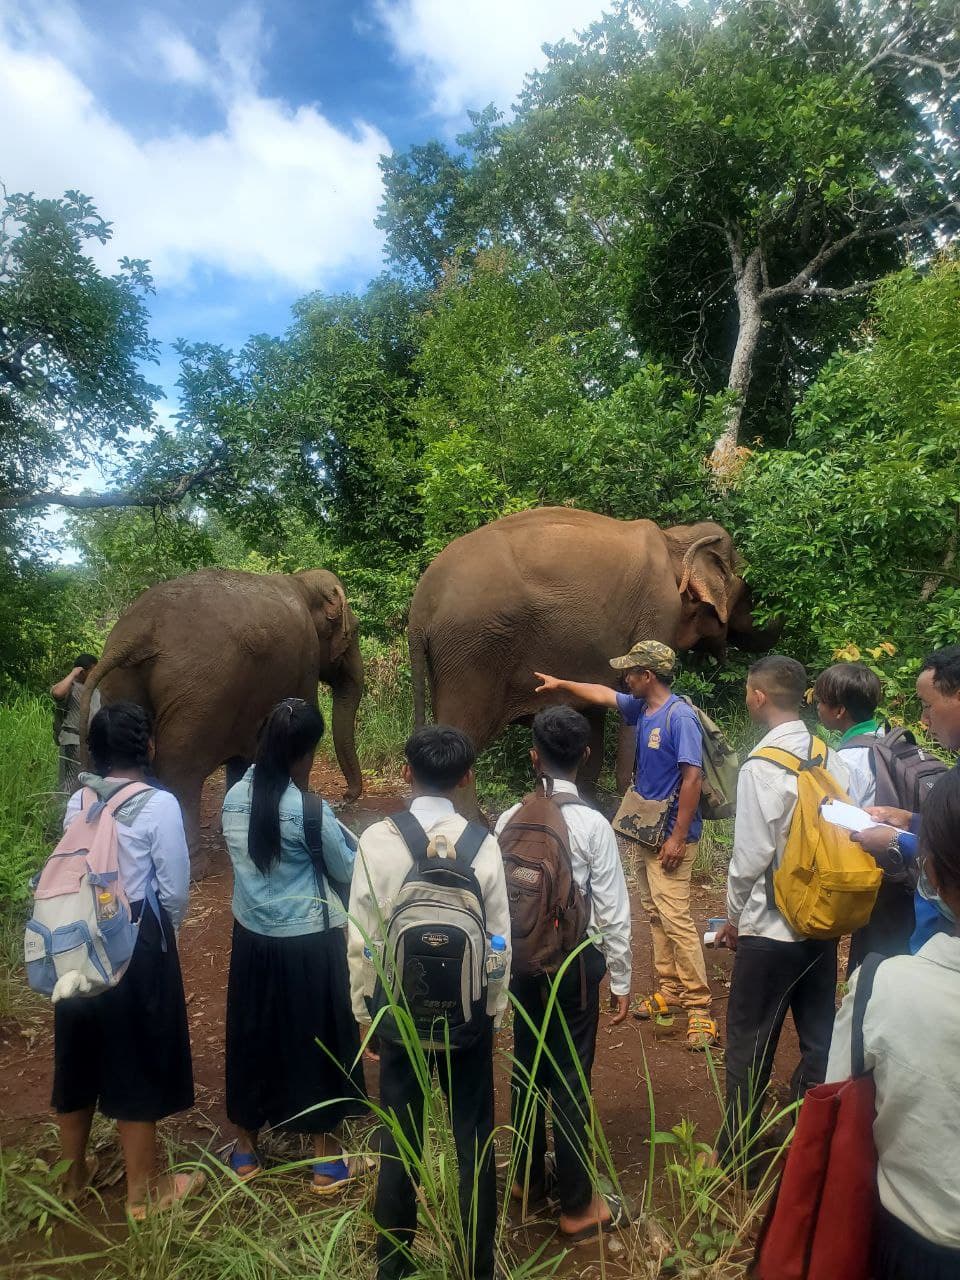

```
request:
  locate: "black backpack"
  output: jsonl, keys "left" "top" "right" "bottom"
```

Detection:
{"left": 371, "top": 811, "right": 491, "bottom": 1050}
{"left": 844, "top": 725, "right": 948, "bottom": 813}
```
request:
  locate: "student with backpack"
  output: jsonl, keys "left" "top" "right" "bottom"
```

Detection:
{"left": 495, "top": 706, "right": 631, "bottom": 1241}
{"left": 40, "top": 702, "right": 200, "bottom": 1216}
{"left": 814, "top": 662, "right": 922, "bottom": 967}
{"left": 220, "top": 698, "right": 366, "bottom": 1191}
{"left": 715, "top": 656, "right": 866, "bottom": 1183}
{"left": 850, "top": 645, "right": 959, "bottom": 953}
{"left": 347, "top": 726, "right": 510, "bottom": 1280}
{"left": 825, "top": 767, "right": 960, "bottom": 1279}
{"left": 535, "top": 640, "right": 721, "bottom": 1050}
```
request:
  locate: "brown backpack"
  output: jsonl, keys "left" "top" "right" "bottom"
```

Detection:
{"left": 499, "top": 784, "right": 591, "bottom": 979}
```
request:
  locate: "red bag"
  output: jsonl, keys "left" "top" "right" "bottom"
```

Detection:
{"left": 752, "top": 953, "right": 883, "bottom": 1280}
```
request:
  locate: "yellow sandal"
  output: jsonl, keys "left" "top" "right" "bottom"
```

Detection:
{"left": 633, "top": 992, "right": 681, "bottom": 1021}
{"left": 686, "top": 1014, "right": 720, "bottom": 1051}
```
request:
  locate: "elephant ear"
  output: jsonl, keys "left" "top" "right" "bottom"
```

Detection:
{"left": 315, "top": 582, "right": 352, "bottom": 662}
{"left": 677, "top": 535, "right": 733, "bottom": 625}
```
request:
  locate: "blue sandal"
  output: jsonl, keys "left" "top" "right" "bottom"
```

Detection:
{"left": 311, "top": 1157, "right": 354, "bottom": 1196}
{"left": 224, "top": 1144, "right": 261, "bottom": 1183}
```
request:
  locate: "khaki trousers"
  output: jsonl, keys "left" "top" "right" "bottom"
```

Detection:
{"left": 623, "top": 835, "right": 712, "bottom": 1012}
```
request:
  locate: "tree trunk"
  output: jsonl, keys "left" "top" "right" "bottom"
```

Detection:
{"left": 331, "top": 635, "right": 364, "bottom": 802}
{"left": 710, "top": 244, "right": 764, "bottom": 483}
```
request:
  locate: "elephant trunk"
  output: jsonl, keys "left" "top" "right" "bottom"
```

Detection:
{"left": 331, "top": 634, "right": 364, "bottom": 801}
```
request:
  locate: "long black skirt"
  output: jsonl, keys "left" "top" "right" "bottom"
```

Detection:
{"left": 225, "top": 920, "right": 367, "bottom": 1134}
{"left": 52, "top": 903, "right": 194, "bottom": 1122}
{"left": 873, "top": 1206, "right": 960, "bottom": 1280}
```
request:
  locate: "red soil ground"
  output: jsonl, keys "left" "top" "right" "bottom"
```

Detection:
{"left": 0, "top": 761, "right": 804, "bottom": 1273}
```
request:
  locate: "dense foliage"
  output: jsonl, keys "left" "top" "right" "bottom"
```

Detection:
{"left": 0, "top": 0, "right": 957, "bottom": 701}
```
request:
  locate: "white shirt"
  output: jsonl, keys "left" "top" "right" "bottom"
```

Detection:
{"left": 826, "top": 933, "right": 960, "bottom": 1247}
{"left": 348, "top": 797, "right": 512, "bottom": 1024}
{"left": 727, "top": 721, "right": 850, "bottom": 942}
{"left": 65, "top": 781, "right": 190, "bottom": 927}
{"left": 496, "top": 779, "right": 633, "bottom": 997}
{"left": 836, "top": 726, "right": 886, "bottom": 807}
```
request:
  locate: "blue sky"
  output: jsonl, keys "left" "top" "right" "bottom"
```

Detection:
{"left": 1, "top": 0, "right": 613, "bottom": 415}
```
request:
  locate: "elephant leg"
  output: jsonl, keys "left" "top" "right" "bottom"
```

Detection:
{"left": 577, "top": 707, "right": 606, "bottom": 809}
{"left": 432, "top": 679, "right": 507, "bottom": 824}
{"left": 224, "top": 756, "right": 250, "bottom": 791}
{"left": 151, "top": 735, "right": 214, "bottom": 878}
{"left": 166, "top": 775, "right": 207, "bottom": 879}
{"left": 615, "top": 721, "right": 637, "bottom": 796}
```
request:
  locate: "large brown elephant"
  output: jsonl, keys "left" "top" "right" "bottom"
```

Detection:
{"left": 81, "top": 568, "right": 364, "bottom": 870}
{"left": 408, "top": 507, "right": 777, "bottom": 799}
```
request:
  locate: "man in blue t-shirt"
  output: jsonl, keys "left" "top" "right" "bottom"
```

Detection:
{"left": 535, "top": 641, "right": 717, "bottom": 1050}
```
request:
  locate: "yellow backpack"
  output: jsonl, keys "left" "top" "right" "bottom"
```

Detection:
{"left": 751, "top": 736, "right": 882, "bottom": 939}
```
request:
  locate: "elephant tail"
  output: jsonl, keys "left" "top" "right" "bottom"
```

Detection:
{"left": 409, "top": 624, "right": 429, "bottom": 729}
{"left": 77, "top": 634, "right": 152, "bottom": 762}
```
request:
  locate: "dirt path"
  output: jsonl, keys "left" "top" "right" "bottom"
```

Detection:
{"left": 0, "top": 763, "right": 802, "bottom": 1272}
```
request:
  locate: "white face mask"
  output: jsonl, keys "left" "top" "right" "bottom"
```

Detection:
{"left": 918, "top": 858, "right": 958, "bottom": 926}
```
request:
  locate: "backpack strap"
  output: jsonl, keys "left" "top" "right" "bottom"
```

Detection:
{"left": 454, "top": 820, "right": 489, "bottom": 866}
{"left": 302, "top": 791, "right": 338, "bottom": 931}
{"left": 751, "top": 738, "right": 827, "bottom": 909}
{"left": 551, "top": 791, "right": 591, "bottom": 811}
{"left": 851, "top": 952, "right": 884, "bottom": 1077}
{"left": 389, "top": 809, "right": 430, "bottom": 862}
{"left": 751, "top": 736, "right": 828, "bottom": 774}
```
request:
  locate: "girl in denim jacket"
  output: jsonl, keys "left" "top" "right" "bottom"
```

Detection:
{"left": 221, "top": 698, "right": 366, "bottom": 1190}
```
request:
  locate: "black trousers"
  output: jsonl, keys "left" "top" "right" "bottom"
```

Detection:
{"left": 848, "top": 880, "right": 915, "bottom": 975}
{"left": 375, "top": 1021, "right": 496, "bottom": 1280}
{"left": 510, "top": 944, "right": 606, "bottom": 1216}
{"left": 719, "top": 935, "right": 837, "bottom": 1173}
{"left": 873, "top": 1206, "right": 960, "bottom": 1280}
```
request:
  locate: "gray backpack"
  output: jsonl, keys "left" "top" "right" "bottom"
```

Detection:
{"left": 371, "top": 811, "right": 490, "bottom": 1050}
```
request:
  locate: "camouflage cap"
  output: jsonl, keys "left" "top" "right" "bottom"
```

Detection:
{"left": 609, "top": 640, "right": 676, "bottom": 676}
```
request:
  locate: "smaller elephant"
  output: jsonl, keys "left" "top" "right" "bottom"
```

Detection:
{"left": 81, "top": 568, "right": 364, "bottom": 872}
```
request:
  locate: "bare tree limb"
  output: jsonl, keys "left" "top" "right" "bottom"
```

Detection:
{"left": 760, "top": 206, "right": 954, "bottom": 306}
{"left": 0, "top": 458, "right": 225, "bottom": 513}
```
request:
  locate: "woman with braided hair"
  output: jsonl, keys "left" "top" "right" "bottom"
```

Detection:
{"left": 221, "top": 697, "right": 366, "bottom": 1191}
{"left": 53, "top": 701, "right": 200, "bottom": 1217}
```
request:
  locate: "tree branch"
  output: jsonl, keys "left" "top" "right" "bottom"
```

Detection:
{"left": 760, "top": 207, "right": 954, "bottom": 307}
{"left": 0, "top": 335, "right": 43, "bottom": 388}
{"left": 0, "top": 458, "right": 225, "bottom": 513}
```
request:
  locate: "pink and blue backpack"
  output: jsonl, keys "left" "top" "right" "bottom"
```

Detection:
{"left": 24, "top": 781, "right": 157, "bottom": 1001}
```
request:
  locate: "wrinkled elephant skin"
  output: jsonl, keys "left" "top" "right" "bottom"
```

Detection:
{"left": 408, "top": 507, "right": 772, "bottom": 805}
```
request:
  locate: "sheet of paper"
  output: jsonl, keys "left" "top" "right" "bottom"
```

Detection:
{"left": 819, "top": 800, "right": 881, "bottom": 833}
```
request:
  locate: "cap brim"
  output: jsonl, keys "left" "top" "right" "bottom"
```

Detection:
{"left": 609, "top": 655, "right": 639, "bottom": 670}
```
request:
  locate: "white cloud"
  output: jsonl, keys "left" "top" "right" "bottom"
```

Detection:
{"left": 0, "top": 8, "right": 388, "bottom": 289}
{"left": 150, "top": 26, "right": 211, "bottom": 87}
{"left": 376, "top": 0, "right": 609, "bottom": 118}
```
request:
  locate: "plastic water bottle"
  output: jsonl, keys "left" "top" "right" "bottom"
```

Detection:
{"left": 96, "top": 890, "right": 118, "bottom": 921}
{"left": 486, "top": 934, "right": 508, "bottom": 1008}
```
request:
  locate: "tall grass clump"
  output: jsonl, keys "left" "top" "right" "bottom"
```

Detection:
{"left": 0, "top": 696, "right": 59, "bottom": 908}
{"left": 0, "top": 695, "right": 59, "bottom": 1017}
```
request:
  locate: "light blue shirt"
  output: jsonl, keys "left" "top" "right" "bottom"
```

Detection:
{"left": 66, "top": 776, "right": 190, "bottom": 928}
{"left": 221, "top": 768, "right": 354, "bottom": 937}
